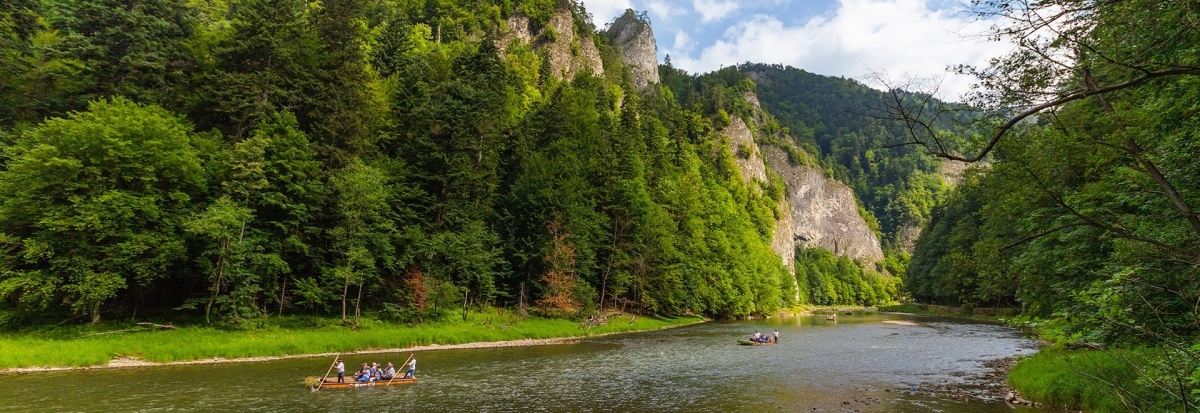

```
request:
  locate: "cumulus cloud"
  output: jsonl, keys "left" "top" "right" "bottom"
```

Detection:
{"left": 693, "top": 0, "right": 741, "bottom": 24}
{"left": 583, "top": 0, "right": 635, "bottom": 25}
{"left": 664, "top": 0, "right": 1011, "bottom": 99}
{"left": 671, "top": 30, "right": 696, "bottom": 55}
{"left": 647, "top": 0, "right": 688, "bottom": 22}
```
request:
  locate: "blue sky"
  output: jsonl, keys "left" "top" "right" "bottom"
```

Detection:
{"left": 580, "top": 0, "right": 1012, "bottom": 100}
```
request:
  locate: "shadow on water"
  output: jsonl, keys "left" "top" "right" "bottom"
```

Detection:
{"left": 2, "top": 313, "right": 1051, "bottom": 412}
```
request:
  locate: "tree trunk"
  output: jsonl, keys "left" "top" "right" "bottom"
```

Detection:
{"left": 278, "top": 275, "right": 287, "bottom": 317}
{"left": 341, "top": 280, "right": 349, "bottom": 322}
{"left": 206, "top": 238, "right": 229, "bottom": 325}
{"left": 462, "top": 288, "right": 469, "bottom": 322}
{"left": 90, "top": 302, "right": 101, "bottom": 324}
{"left": 354, "top": 279, "right": 363, "bottom": 322}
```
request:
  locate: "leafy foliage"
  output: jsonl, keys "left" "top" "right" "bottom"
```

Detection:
{"left": 0, "top": 0, "right": 798, "bottom": 326}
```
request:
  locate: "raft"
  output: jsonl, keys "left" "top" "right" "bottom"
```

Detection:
{"left": 738, "top": 339, "right": 775, "bottom": 346}
{"left": 313, "top": 377, "right": 417, "bottom": 389}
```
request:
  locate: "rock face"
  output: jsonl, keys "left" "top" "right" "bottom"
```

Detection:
{"left": 730, "top": 91, "right": 884, "bottom": 265}
{"left": 771, "top": 197, "right": 798, "bottom": 301}
{"left": 604, "top": 9, "right": 659, "bottom": 89}
{"left": 499, "top": 10, "right": 603, "bottom": 80}
{"left": 763, "top": 146, "right": 884, "bottom": 264}
{"left": 721, "top": 116, "right": 798, "bottom": 300}
{"left": 723, "top": 117, "right": 768, "bottom": 187}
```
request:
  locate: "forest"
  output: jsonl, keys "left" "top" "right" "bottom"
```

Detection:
{"left": 900, "top": 0, "right": 1200, "bottom": 409}
{"left": 0, "top": 0, "right": 813, "bottom": 327}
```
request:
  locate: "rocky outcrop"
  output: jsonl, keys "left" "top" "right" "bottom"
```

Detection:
{"left": 938, "top": 159, "right": 969, "bottom": 186}
{"left": 763, "top": 146, "right": 885, "bottom": 264}
{"left": 723, "top": 90, "right": 884, "bottom": 270}
{"left": 604, "top": 9, "right": 659, "bottom": 89}
{"left": 723, "top": 117, "right": 768, "bottom": 188}
{"left": 733, "top": 91, "right": 884, "bottom": 265}
{"left": 498, "top": 10, "right": 603, "bottom": 80}
{"left": 772, "top": 197, "right": 798, "bottom": 301}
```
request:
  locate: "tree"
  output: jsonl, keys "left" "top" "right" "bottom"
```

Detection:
{"left": 185, "top": 196, "right": 254, "bottom": 324}
{"left": 204, "top": 0, "right": 318, "bottom": 137}
{"left": 47, "top": 0, "right": 198, "bottom": 107}
{"left": 328, "top": 157, "right": 393, "bottom": 323}
{"left": 0, "top": 98, "right": 206, "bottom": 323}
{"left": 537, "top": 218, "right": 580, "bottom": 316}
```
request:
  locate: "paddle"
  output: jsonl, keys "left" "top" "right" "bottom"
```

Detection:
{"left": 387, "top": 353, "right": 414, "bottom": 385}
{"left": 314, "top": 354, "right": 340, "bottom": 391}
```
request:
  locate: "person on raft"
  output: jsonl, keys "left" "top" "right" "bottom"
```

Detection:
{"left": 403, "top": 357, "right": 416, "bottom": 378}
{"left": 381, "top": 362, "right": 396, "bottom": 380}
{"left": 332, "top": 358, "right": 346, "bottom": 383}
{"left": 354, "top": 363, "right": 373, "bottom": 383}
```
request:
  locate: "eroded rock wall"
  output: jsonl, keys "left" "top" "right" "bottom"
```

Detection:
{"left": 604, "top": 9, "right": 659, "bottom": 89}
{"left": 762, "top": 146, "right": 884, "bottom": 264}
{"left": 498, "top": 10, "right": 603, "bottom": 80}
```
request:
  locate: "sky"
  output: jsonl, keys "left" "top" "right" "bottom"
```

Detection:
{"left": 579, "top": 0, "right": 1014, "bottom": 101}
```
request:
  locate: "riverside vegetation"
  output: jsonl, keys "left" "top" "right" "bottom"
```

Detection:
{"left": 0, "top": 0, "right": 902, "bottom": 369}
{"left": 895, "top": 0, "right": 1200, "bottom": 411}
{"left": 0, "top": 311, "right": 701, "bottom": 370}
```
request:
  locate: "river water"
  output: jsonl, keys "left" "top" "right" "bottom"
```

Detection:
{"left": 3, "top": 312, "right": 1050, "bottom": 412}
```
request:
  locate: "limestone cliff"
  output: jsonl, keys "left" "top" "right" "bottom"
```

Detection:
{"left": 723, "top": 117, "right": 769, "bottom": 188}
{"left": 762, "top": 146, "right": 884, "bottom": 264}
{"left": 727, "top": 91, "right": 885, "bottom": 265}
{"left": 498, "top": 10, "right": 603, "bottom": 80}
{"left": 604, "top": 9, "right": 659, "bottom": 89}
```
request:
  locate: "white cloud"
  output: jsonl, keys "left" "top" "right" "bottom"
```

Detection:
{"left": 581, "top": 0, "right": 635, "bottom": 26}
{"left": 647, "top": 0, "right": 688, "bottom": 22}
{"left": 666, "top": 0, "right": 1012, "bottom": 99}
{"left": 693, "top": 0, "right": 741, "bottom": 24}
{"left": 671, "top": 30, "right": 696, "bottom": 55}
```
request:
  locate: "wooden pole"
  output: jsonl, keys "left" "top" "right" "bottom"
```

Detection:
{"left": 314, "top": 354, "right": 340, "bottom": 390}
{"left": 387, "top": 354, "right": 414, "bottom": 385}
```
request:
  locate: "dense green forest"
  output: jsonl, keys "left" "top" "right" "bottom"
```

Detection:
{"left": 0, "top": 0, "right": 804, "bottom": 327}
{"left": 902, "top": 0, "right": 1200, "bottom": 409}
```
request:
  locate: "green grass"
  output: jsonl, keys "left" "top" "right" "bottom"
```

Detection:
{"left": 0, "top": 311, "right": 703, "bottom": 369}
{"left": 1008, "top": 346, "right": 1185, "bottom": 412}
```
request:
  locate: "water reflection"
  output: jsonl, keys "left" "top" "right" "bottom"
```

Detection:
{"left": 2, "top": 313, "right": 1047, "bottom": 412}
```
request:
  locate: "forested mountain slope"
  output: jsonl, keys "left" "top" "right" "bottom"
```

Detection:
{"left": 0, "top": 0, "right": 909, "bottom": 327}
{"left": 0, "top": 0, "right": 803, "bottom": 325}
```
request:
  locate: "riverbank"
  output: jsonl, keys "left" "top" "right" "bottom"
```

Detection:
{"left": 1007, "top": 344, "right": 1198, "bottom": 412}
{"left": 877, "top": 303, "right": 1016, "bottom": 321}
{"left": 0, "top": 311, "right": 705, "bottom": 374}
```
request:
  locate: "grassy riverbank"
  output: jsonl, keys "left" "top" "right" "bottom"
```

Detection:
{"left": 0, "top": 311, "right": 703, "bottom": 371}
{"left": 1007, "top": 346, "right": 1181, "bottom": 412}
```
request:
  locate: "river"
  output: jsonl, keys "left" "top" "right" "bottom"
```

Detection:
{"left": 3, "top": 312, "right": 1050, "bottom": 412}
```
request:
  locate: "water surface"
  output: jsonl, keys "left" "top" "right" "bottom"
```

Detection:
{"left": 3, "top": 312, "right": 1048, "bottom": 412}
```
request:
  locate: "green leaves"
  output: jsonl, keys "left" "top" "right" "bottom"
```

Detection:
{"left": 0, "top": 98, "right": 203, "bottom": 323}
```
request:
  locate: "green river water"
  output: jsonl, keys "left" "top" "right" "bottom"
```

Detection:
{"left": 2, "top": 312, "right": 1052, "bottom": 412}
